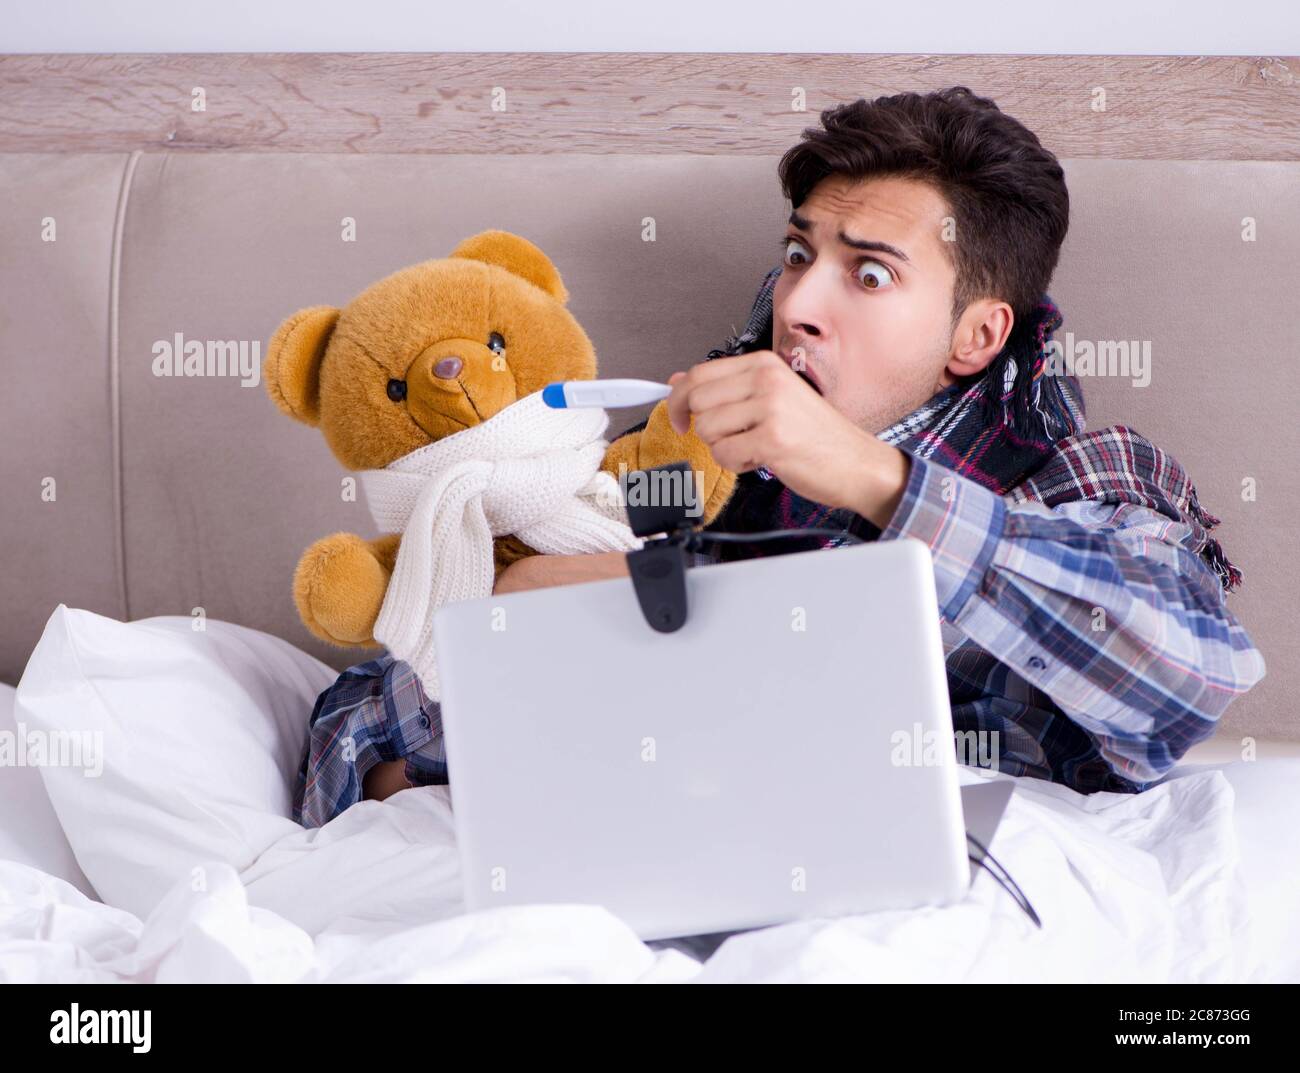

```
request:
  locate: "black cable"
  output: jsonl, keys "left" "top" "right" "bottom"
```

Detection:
{"left": 688, "top": 525, "right": 865, "bottom": 549}
{"left": 967, "top": 833, "right": 1042, "bottom": 928}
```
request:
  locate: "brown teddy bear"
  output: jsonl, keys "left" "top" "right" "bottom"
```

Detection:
{"left": 263, "top": 229, "right": 737, "bottom": 652}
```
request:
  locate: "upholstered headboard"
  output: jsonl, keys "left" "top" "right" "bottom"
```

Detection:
{"left": 1, "top": 61, "right": 1296, "bottom": 743}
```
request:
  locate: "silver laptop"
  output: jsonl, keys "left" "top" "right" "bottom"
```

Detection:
{"left": 432, "top": 537, "right": 978, "bottom": 942}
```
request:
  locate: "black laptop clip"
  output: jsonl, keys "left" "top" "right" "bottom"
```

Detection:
{"left": 621, "top": 461, "right": 704, "bottom": 634}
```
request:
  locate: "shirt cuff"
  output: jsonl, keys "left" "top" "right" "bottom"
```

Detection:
{"left": 875, "top": 450, "right": 1007, "bottom": 622}
{"left": 380, "top": 657, "right": 442, "bottom": 756}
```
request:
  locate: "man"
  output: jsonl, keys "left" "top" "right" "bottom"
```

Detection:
{"left": 294, "top": 86, "right": 1265, "bottom": 827}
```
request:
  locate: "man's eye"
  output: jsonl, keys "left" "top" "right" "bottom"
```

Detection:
{"left": 780, "top": 237, "right": 811, "bottom": 267}
{"left": 856, "top": 260, "right": 894, "bottom": 290}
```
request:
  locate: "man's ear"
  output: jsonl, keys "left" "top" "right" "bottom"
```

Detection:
{"left": 264, "top": 306, "right": 340, "bottom": 426}
{"left": 449, "top": 230, "right": 568, "bottom": 304}
{"left": 943, "top": 299, "right": 1013, "bottom": 384}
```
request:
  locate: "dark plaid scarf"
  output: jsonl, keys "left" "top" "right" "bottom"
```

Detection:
{"left": 698, "top": 266, "right": 1243, "bottom": 593}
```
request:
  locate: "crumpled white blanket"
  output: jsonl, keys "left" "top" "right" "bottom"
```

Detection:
{"left": 0, "top": 764, "right": 1270, "bottom": 984}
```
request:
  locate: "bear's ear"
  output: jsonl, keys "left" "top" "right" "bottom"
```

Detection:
{"left": 449, "top": 230, "right": 569, "bottom": 305}
{"left": 264, "top": 306, "right": 340, "bottom": 426}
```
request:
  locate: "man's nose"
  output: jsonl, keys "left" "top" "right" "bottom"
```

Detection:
{"left": 779, "top": 266, "right": 829, "bottom": 339}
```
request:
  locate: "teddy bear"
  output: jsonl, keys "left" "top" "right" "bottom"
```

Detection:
{"left": 263, "top": 229, "right": 737, "bottom": 654}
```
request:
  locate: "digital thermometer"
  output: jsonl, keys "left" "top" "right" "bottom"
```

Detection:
{"left": 541, "top": 378, "right": 672, "bottom": 409}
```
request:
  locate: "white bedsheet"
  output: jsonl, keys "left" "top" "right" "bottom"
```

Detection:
{"left": 3, "top": 757, "right": 1296, "bottom": 983}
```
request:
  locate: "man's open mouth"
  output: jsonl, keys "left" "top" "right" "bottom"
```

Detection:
{"left": 794, "top": 368, "right": 822, "bottom": 395}
{"left": 780, "top": 347, "right": 823, "bottom": 395}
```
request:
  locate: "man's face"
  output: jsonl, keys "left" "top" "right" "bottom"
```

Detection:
{"left": 772, "top": 174, "right": 970, "bottom": 435}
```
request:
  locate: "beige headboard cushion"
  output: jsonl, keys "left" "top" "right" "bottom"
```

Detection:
{"left": 1, "top": 151, "right": 1294, "bottom": 741}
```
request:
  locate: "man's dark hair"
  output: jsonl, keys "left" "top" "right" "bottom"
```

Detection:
{"left": 777, "top": 86, "right": 1069, "bottom": 332}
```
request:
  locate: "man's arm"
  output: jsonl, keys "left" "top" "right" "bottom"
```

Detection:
{"left": 493, "top": 550, "right": 631, "bottom": 595}
{"left": 869, "top": 450, "right": 1267, "bottom": 787}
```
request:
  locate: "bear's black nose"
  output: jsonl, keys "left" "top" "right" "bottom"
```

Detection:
{"left": 433, "top": 357, "right": 463, "bottom": 379}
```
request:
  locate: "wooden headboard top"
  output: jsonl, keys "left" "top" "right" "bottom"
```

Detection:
{"left": 0, "top": 52, "right": 1296, "bottom": 158}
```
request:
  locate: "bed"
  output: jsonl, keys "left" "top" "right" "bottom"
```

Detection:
{"left": 3, "top": 609, "right": 1299, "bottom": 983}
{"left": 2, "top": 113, "right": 1298, "bottom": 983}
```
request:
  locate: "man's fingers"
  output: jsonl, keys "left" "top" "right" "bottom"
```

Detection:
{"left": 691, "top": 397, "right": 765, "bottom": 448}
{"left": 666, "top": 354, "right": 768, "bottom": 434}
{"left": 667, "top": 374, "right": 693, "bottom": 434}
{"left": 708, "top": 426, "right": 766, "bottom": 475}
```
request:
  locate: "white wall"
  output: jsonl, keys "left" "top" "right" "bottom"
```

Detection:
{"left": 2, "top": 0, "right": 1297, "bottom": 55}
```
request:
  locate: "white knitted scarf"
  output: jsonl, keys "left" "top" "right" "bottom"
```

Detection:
{"left": 358, "top": 389, "right": 643, "bottom": 699}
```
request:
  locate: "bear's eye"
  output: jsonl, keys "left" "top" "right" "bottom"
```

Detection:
{"left": 487, "top": 331, "right": 506, "bottom": 354}
{"left": 386, "top": 378, "right": 407, "bottom": 402}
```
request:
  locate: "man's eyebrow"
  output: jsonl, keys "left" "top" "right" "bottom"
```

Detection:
{"left": 787, "top": 210, "right": 912, "bottom": 264}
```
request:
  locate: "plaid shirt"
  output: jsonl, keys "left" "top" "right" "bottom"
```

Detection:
{"left": 858, "top": 449, "right": 1264, "bottom": 790}
{"left": 292, "top": 447, "right": 1266, "bottom": 828}
{"left": 293, "top": 656, "right": 448, "bottom": 829}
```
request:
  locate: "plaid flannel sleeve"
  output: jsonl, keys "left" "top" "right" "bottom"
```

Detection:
{"left": 292, "top": 656, "right": 447, "bottom": 829}
{"left": 874, "top": 449, "right": 1268, "bottom": 787}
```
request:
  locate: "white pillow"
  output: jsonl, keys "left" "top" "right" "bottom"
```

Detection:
{"left": 0, "top": 682, "right": 97, "bottom": 898}
{"left": 14, "top": 605, "right": 338, "bottom": 920}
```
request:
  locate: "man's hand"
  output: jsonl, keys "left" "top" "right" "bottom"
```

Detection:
{"left": 493, "top": 551, "right": 631, "bottom": 595}
{"left": 664, "top": 351, "right": 912, "bottom": 529}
